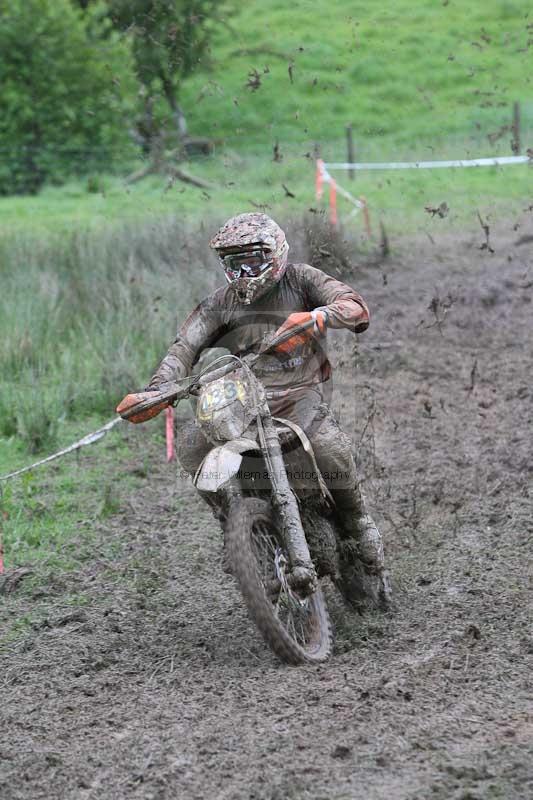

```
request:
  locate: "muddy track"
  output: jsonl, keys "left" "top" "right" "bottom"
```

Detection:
{"left": 1, "top": 230, "right": 532, "bottom": 799}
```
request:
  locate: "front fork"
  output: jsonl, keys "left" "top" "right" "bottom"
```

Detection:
{"left": 258, "top": 408, "right": 318, "bottom": 595}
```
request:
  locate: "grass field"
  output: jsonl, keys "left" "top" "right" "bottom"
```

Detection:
{"left": 0, "top": 417, "right": 130, "bottom": 569}
{"left": 0, "top": 152, "right": 530, "bottom": 238}
{"left": 1, "top": 0, "right": 531, "bottom": 235}
{"left": 181, "top": 0, "right": 533, "bottom": 148}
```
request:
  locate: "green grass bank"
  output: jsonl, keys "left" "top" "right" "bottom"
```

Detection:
{"left": 1, "top": 0, "right": 532, "bottom": 235}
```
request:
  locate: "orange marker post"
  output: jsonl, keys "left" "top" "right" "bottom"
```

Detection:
{"left": 329, "top": 179, "right": 338, "bottom": 227}
{"left": 166, "top": 406, "right": 175, "bottom": 462}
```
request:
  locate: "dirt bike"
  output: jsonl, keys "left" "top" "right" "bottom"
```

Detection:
{"left": 117, "top": 321, "right": 370, "bottom": 665}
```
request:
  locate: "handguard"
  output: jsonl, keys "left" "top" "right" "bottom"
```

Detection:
{"left": 273, "top": 310, "right": 328, "bottom": 354}
{"left": 116, "top": 392, "right": 168, "bottom": 424}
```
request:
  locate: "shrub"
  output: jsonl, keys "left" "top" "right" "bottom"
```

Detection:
{"left": 0, "top": 0, "right": 137, "bottom": 195}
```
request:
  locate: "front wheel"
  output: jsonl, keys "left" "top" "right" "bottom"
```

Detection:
{"left": 224, "top": 497, "right": 332, "bottom": 665}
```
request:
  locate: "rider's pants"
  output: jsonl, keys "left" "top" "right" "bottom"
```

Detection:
{"left": 175, "top": 386, "right": 385, "bottom": 574}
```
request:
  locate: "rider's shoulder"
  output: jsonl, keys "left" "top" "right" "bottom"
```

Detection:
{"left": 284, "top": 261, "right": 317, "bottom": 281}
{"left": 284, "top": 262, "right": 327, "bottom": 285}
{"left": 206, "top": 283, "right": 233, "bottom": 304}
{"left": 189, "top": 285, "right": 232, "bottom": 318}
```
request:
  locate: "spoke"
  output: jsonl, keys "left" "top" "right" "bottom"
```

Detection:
{"left": 250, "top": 519, "right": 316, "bottom": 650}
{"left": 252, "top": 524, "right": 279, "bottom": 596}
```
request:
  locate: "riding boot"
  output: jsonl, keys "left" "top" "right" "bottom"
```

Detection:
{"left": 335, "top": 496, "right": 393, "bottom": 611}
{"left": 352, "top": 512, "right": 393, "bottom": 611}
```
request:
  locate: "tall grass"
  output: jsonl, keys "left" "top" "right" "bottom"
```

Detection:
{"left": 0, "top": 218, "right": 219, "bottom": 451}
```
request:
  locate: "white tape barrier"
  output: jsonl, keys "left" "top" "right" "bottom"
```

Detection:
{"left": 316, "top": 152, "right": 531, "bottom": 229}
{"left": 323, "top": 155, "right": 531, "bottom": 171}
{"left": 330, "top": 177, "right": 364, "bottom": 211}
{"left": 0, "top": 416, "right": 123, "bottom": 482}
{"left": 320, "top": 163, "right": 364, "bottom": 210}
{"left": 316, "top": 160, "right": 371, "bottom": 230}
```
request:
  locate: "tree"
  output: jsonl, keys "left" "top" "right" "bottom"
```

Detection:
{"left": 0, "top": 0, "right": 136, "bottom": 194}
{"left": 107, "top": 0, "right": 225, "bottom": 148}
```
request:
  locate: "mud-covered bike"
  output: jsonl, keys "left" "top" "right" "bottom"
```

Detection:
{"left": 117, "top": 321, "right": 370, "bottom": 665}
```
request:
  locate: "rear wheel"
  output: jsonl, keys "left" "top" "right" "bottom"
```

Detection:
{"left": 224, "top": 497, "right": 332, "bottom": 664}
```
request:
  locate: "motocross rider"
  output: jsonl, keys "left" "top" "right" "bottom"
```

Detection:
{"left": 144, "top": 212, "right": 391, "bottom": 609}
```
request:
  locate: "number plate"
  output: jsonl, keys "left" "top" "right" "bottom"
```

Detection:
{"left": 197, "top": 377, "right": 247, "bottom": 419}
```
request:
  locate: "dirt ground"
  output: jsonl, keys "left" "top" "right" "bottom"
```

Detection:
{"left": 1, "top": 227, "right": 532, "bottom": 799}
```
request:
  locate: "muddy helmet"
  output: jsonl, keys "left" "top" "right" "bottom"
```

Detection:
{"left": 210, "top": 212, "right": 289, "bottom": 304}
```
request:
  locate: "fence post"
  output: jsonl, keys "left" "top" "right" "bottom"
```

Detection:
{"left": 512, "top": 102, "right": 521, "bottom": 155}
{"left": 346, "top": 124, "right": 355, "bottom": 180}
{"left": 315, "top": 159, "right": 324, "bottom": 200}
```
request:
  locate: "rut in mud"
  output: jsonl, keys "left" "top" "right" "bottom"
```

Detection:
{"left": 1, "top": 229, "right": 532, "bottom": 800}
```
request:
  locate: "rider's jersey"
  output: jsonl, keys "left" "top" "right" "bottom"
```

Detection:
{"left": 148, "top": 263, "right": 369, "bottom": 394}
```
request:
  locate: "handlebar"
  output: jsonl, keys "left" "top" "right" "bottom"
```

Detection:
{"left": 119, "top": 318, "right": 317, "bottom": 420}
{"left": 198, "top": 316, "right": 317, "bottom": 383}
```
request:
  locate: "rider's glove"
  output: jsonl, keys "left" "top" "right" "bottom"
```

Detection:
{"left": 273, "top": 309, "right": 328, "bottom": 354}
{"left": 116, "top": 390, "right": 169, "bottom": 424}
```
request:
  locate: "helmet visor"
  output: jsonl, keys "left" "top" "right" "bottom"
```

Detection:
{"left": 221, "top": 248, "right": 271, "bottom": 281}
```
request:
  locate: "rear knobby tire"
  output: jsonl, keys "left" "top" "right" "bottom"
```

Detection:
{"left": 224, "top": 497, "right": 332, "bottom": 665}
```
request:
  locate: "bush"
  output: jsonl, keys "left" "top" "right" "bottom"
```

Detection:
{"left": 86, "top": 175, "right": 106, "bottom": 194}
{"left": 0, "top": 0, "right": 137, "bottom": 194}
{"left": 301, "top": 211, "right": 363, "bottom": 276}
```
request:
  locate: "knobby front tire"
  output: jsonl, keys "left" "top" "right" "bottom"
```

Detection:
{"left": 224, "top": 497, "right": 333, "bottom": 665}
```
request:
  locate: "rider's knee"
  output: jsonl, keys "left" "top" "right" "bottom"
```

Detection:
{"left": 176, "top": 419, "right": 211, "bottom": 475}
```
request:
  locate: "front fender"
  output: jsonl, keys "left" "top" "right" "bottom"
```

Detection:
{"left": 194, "top": 437, "right": 261, "bottom": 493}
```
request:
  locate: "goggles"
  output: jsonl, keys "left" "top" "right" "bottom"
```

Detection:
{"left": 221, "top": 248, "right": 272, "bottom": 281}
